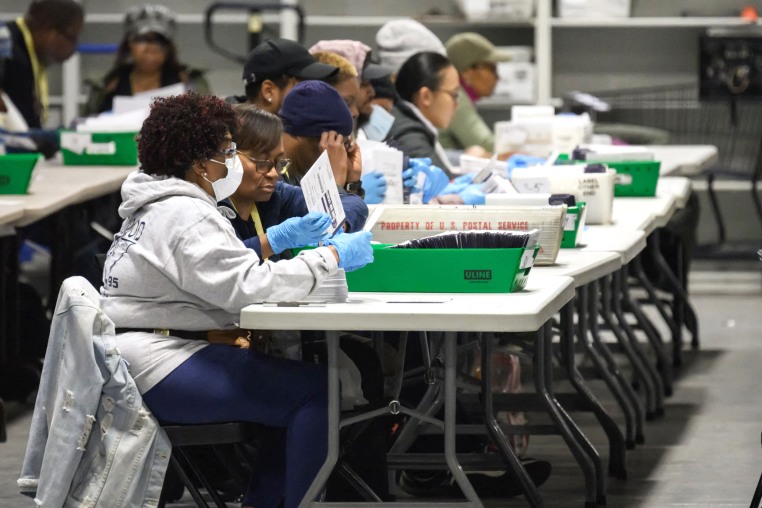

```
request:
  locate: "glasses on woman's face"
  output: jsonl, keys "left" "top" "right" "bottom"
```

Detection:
{"left": 238, "top": 151, "right": 292, "bottom": 175}
{"left": 438, "top": 87, "right": 461, "bottom": 104}
{"left": 208, "top": 142, "right": 237, "bottom": 166}
{"left": 218, "top": 142, "right": 237, "bottom": 159}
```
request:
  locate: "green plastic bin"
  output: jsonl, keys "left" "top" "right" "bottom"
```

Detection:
{"left": 0, "top": 153, "right": 41, "bottom": 194}
{"left": 609, "top": 160, "right": 660, "bottom": 196}
{"left": 60, "top": 131, "right": 138, "bottom": 166}
{"left": 344, "top": 244, "right": 540, "bottom": 293}
{"left": 589, "top": 160, "right": 660, "bottom": 197}
{"left": 560, "top": 202, "right": 586, "bottom": 248}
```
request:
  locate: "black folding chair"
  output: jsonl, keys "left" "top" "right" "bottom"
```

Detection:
{"left": 160, "top": 422, "right": 262, "bottom": 508}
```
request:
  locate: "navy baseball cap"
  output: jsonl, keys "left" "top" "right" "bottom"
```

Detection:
{"left": 243, "top": 38, "right": 338, "bottom": 85}
{"left": 279, "top": 81, "right": 354, "bottom": 138}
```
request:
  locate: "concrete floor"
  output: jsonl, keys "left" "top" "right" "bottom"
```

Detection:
{"left": 1, "top": 260, "right": 760, "bottom": 507}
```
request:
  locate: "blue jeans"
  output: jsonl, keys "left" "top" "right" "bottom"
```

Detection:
{"left": 143, "top": 344, "right": 328, "bottom": 508}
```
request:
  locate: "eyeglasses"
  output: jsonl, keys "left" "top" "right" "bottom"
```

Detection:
{"left": 438, "top": 88, "right": 461, "bottom": 104}
{"left": 218, "top": 142, "right": 237, "bottom": 158}
{"left": 238, "top": 151, "right": 292, "bottom": 175}
{"left": 208, "top": 142, "right": 237, "bottom": 166}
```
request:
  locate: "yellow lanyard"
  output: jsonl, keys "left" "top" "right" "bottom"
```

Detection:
{"left": 250, "top": 203, "right": 265, "bottom": 238}
{"left": 230, "top": 199, "right": 268, "bottom": 261}
{"left": 16, "top": 18, "right": 48, "bottom": 124}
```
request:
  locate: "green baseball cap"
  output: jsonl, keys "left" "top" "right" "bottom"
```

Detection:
{"left": 445, "top": 33, "right": 511, "bottom": 73}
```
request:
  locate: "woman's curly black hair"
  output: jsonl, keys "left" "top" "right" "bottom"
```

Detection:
{"left": 137, "top": 92, "right": 238, "bottom": 178}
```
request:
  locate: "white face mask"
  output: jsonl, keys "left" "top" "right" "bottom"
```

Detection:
{"left": 204, "top": 154, "right": 243, "bottom": 201}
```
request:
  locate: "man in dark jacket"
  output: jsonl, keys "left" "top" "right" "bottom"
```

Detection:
{"left": 1, "top": 0, "right": 84, "bottom": 129}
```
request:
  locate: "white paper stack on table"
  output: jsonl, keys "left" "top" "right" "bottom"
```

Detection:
{"left": 301, "top": 269, "right": 349, "bottom": 303}
{"left": 357, "top": 139, "right": 404, "bottom": 204}
{"left": 494, "top": 105, "right": 593, "bottom": 157}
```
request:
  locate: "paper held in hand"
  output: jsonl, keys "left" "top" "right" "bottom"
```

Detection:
{"left": 357, "top": 139, "right": 404, "bottom": 204}
{"left": 300, "top": 150, "right": 347, "bottom": 235}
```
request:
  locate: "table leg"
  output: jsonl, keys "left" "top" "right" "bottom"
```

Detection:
{"left": 668, "top": 230, "right": 699, "bottom": 348}
{"left": 300, "top": 330, "right": 342, "bottom": 508}
{"left": 481, "top": 331, "right": 545, "bottom": 508}
{"left": 577, "top": 285, "right": 637, "bottom": 450}
{"left": 619, "top": 270, "right": 673, "bottom": 397}
{"left": 589, "top": 281, "right": 646, "bottom": 445}
{"left": 629, "top": 256, "right": 682, "bottom": 367}
{"left": 561, "top": 298, "right": 627, "bottom": 481}
{"left": 600, "top": 274, "right": 658, "bottom": 419}
{"left": 612, "top": 269, "right": 665, "bottom": 416}
{"left": 650, "top": 232, "right": 700, "bottom": 353}
{"left": 535, "top": 323, "right": 599, "bottom": 507}
{"left": 443, "top": 332, "right": 482, "bottom": 506}
{"left": 388, "top": 333, "right": 445, "bottom": 455}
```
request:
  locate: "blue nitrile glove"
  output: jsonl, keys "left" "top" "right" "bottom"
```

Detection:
{"left": 265, "top": 211, "right": 332, "bottom": 254}
{"left": 505, "top": 154, "right": 546, "bottom": 178}
{"left": 409, "top": 158, "right": 449, "bottom": 203}
{"left": 402, "top": 168, "right": 417, "bottom": 189}
{"left": 440, "top": 173, "right": 475, "bottom": 195}
{"left": 458, "top": 184, "right": 486, "bottom": 205}
{"left": 325, "top": 231, "right": 374, "bottom": 272}
{"left": 361, "top": 171, "right": 387, "bottom": 205}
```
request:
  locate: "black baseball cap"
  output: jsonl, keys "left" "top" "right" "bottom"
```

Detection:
{"left": 362, "top": 62, "right": 392, "bottom": 81}
{"left": 243, "top": 38, "right": 339, "bottom": 85}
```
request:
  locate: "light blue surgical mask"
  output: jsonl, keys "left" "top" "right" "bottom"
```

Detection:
{"left": 363, "top": 104, "right": 395, "bottom": 141}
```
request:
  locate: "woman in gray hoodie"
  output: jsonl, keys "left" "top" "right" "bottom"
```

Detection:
{"left": 100, "top": 92, "right": 373, "bottom": 508}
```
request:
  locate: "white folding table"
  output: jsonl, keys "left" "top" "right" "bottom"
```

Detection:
{"left": 241, "top": 275, "right": 585, "bottom": 508}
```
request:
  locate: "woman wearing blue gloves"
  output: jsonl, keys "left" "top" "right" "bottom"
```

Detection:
{"left": 101, "top": 93, "right": 373, "bottom": 508}
{"left": 386, "top": 51, "right": 459, "bottom": 177}
{"left": 386, "top": 52, "right": 486, "bottom": 205}
{"left": 222, "top": 105, "right": 369, "bottom": 261}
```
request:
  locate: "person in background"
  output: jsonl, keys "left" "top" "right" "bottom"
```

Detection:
{"left": 386, "top": 52, "right": 486, "bottom": 205}
{"left": 1, "top": 0, "right": 83, "bottom": 129}
{"left": 439, "top": 32, "right": 511, "bottom": 156}
{"left": 222, "top": 104, "right": 368, "bottom": 262}
{"left": 375, "top": 19, "right": 446, "bottom": 77}
{"left": 369, "top": 75, "right": 397, "bottom": 113}
{"left": 308, "top": 39, "right": 392, "bottom": 126}
{"left": 279, "top": 80, "right": 364, "bottom": 198}
{"left": 238, "top": 38, "right": 338, "bottom": 115}
{"left": 386, "top": 51, "right": 460, "bottom": 178}
{"left": 311, "top": 51, "right": 361, "bottom": 120}
{"left": 101, "top": 92, "right": 373, "bottom": 508}
{"left": 88, "top": 4, "right": 209, "bottom": 114}
{"left": 311, "top": 50, "right": 393, "bottom": 204}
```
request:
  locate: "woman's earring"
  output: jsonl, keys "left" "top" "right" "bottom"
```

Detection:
{"left": 267, "top": 97, "right": 272, "bottom": 103}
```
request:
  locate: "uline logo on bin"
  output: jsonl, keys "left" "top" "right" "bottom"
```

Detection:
{"left": 464, "top": 269, "right": 492, "bottom": 282}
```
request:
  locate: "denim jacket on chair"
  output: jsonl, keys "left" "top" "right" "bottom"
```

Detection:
{"left": 17, "top": 276, "right": 171, "bottom": 507}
